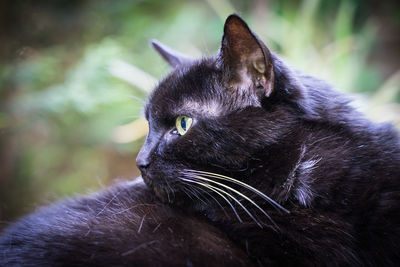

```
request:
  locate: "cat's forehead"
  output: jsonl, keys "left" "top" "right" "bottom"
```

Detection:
{"left": 145, "top": 59, "right": 227, "bottom": 119}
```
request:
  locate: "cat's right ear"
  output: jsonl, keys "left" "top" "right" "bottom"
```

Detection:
{"left": 151, "top": 40, "right": 192, "bottom": 68}
{"left": 219, "top": 14, "right": 274, "bottom": 98}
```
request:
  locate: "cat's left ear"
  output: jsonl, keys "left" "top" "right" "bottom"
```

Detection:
{"left": 219, "top": 14, "right": 274, "bottom": 97}
{"left": 151, "top": 40, "right": 193, "bottom": 68}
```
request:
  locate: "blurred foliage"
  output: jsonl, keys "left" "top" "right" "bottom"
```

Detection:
{"left": 0, "top": 0, "right": 399, "bottom": 222}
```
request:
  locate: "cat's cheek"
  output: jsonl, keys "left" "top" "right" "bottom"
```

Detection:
{"left": 165, "top": 130, "right": 180, "bottom": 143}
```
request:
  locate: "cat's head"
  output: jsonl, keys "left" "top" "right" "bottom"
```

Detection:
{"left": 137, "top": 15, "right": 310, "bottom": 209}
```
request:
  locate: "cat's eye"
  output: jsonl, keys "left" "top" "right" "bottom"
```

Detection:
{"left": 175, "top": 115, "right": 193, "bottom": 135}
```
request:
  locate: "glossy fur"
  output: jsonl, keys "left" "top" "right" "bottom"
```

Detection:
{"left": 0, "top": 178, "right": 253, "bottom": 266}
{"left": 138, "top": 15, "right": 400, "bottom": 266}
{"left": 1, "top": 14, "right": 400, "bottom": 266}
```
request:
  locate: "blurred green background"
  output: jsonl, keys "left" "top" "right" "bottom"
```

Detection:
{"left": 0, "top": 0, "right": 399, "bottom": 224}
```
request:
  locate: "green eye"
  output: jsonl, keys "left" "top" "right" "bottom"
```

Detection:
{"left": 175, "top": 115, "right": 193, "bottom": 135}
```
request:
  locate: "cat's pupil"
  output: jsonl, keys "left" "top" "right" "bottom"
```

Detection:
{"left": 181, "top": 117, "right": 186, "bottom": 131}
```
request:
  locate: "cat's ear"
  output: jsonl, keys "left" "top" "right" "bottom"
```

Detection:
{"left": 151, "top": 40, "right": 193, "bottom": 68}
{"left": 219, "top": 14, "right": 274, "bottom": 97}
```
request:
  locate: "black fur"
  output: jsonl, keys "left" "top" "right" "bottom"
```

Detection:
{"left": 0, "top": 179, "right": 253, "bottom": 266}
{"left": 1, "top": 14, "right": 400, "bottom": 266}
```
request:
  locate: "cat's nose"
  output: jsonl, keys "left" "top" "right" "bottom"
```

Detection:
{"left": 136, "top": 155, "right": 150, "bottom": 174}
{"left": 136, "top": 132, "right": 159, "bottom": 175}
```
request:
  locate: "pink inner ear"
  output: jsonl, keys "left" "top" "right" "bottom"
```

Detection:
{"left": 221, "top": 15, "right": 275, "bottom": 98}
{"left": 224, "top": 17, "right": 262, "bottom": 61}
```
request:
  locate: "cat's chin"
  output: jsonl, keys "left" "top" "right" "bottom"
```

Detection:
{"left": 142, "top": 175, "right": 186, "bottom": 204}
{"left": 146, "top": 184, "right": 206, "bottom": 212}
{"left": 141, "top": 171, "right": 211, "bottom": 211}
{"left": 151, "top": 185, "right": 168, "bottom": 201}
{"left": 144, "top": 182, "right": 173, "bottom": 203}
{"left": 141, "top": 174, "right": 166, "bottom": 200}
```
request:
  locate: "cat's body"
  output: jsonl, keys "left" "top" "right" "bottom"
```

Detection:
{"left": 1, "top": 14, "right": 400, "bottom": 266}
{"left": 0, "top": 178, "right": 254, "bottom": 266}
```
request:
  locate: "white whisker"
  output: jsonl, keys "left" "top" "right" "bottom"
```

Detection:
{"left": 181, "top": 177, "right": 264, "bottom": 227}
{"left": 182, "top": 183, "right": 208, "bottom": 205}
{"left": 186, "top": 170, "right": 289, "bottom": 214}
{"left": 187, "top": 174, "right": 276, "bottom": 227}
{"left": 184, "top": 183, "right": 209, "bottom": 205}
{"left": 183, "top": 180, "right": 230, "bottom": 218}
{"left": 180, "top": 178, "right": 243, "bottom": 223}
{"left": 180, "top": 186, "right": 194, "bottom": 201}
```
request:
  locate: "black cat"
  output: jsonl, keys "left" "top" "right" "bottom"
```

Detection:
{"left": 1, "top": 14, "right": 400, "bottom": 266}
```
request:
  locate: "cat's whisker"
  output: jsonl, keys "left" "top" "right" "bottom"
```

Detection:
{"left": 181, "top": 182, "right": 209, "bottom": 206}
{"left": 183, "top": 180, "right": 230, "bottom": 219}
{"left": 186, "top": 169, "right": 289, "bottom": 214}
{"left": 181, "top": 178, "right": 263, "bottom": 228}
{"left": 124, "top": 115, "right": 144, "bottom": 120}
{"left": 194, "top": 180, "right": 263, "bottom": 228}
{"left": 127, "top": 94, "right": 146, "bottom": 104}
{"left": 162, "top": 175, "right": 174, "bottom": 203}
{"left": 180, "top": 186, "right": 194, "bottom": 201}
{"left": 180, "top": 178, "right": 243, "bottom": 224}
{"left": 186, "top": 174, "right": 276, "bottom": 227}
{"left": 166, "top": 188, "right": 171, "bottom": 203}
{"left": 181, "top": 183, "right": 199, "bottom": 202}
{"left": 199, "top": 185, "right": 252, "bottom": 224}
